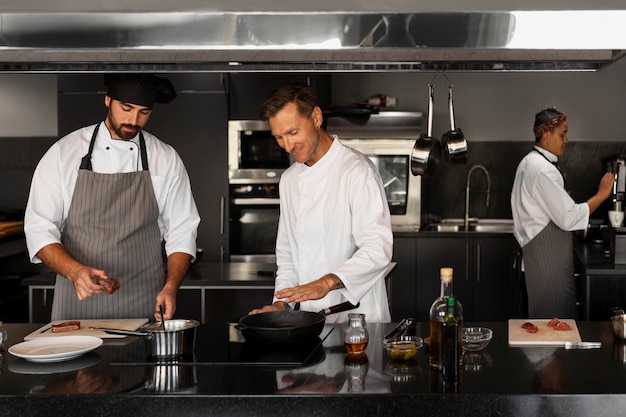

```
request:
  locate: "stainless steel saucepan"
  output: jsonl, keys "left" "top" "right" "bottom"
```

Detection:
{"left": 441, "top": 84, "right": 468, "bottom": 164}
{"left": 91, "top": 319, "right": 199, "bottom": 358}
{"left": 411, "top": 83, "right": 441, "bottom": 176}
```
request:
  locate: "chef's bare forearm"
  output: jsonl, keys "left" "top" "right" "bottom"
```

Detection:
{"left": 35, "top": 243, "right": 87, "bottom": 281}
{"left": 320, "top": 273, "right": 345, "bottom": 291}
{"left": 163, "top": 252, "right": 193, "bottom": 293}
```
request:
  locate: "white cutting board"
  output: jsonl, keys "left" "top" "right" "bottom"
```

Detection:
{"left": 24, "top": 318, "right": 149, "bottom": 340}
{"left": 508, "top": 319, "right": 582, "bottom": 346}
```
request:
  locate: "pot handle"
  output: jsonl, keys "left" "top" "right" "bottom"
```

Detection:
{"left": 448, "top": 84, "right": 456, "bottom": 131}
{"left": 89, "top": 326, "right": 152, "bottom": 337}
{"left": 319, "top": 301, "right": 360, "bottom": 316}
{"left": 427, "top": 84, "right": 434, "bottom": 137}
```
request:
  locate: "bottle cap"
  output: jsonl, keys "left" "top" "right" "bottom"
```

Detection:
{"left": 440, "top": 267, "right": 453, "bottom": 282}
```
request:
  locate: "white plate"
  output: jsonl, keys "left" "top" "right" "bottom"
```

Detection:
{"left": 8, "top": 336, "right": 103, "bottom": 363}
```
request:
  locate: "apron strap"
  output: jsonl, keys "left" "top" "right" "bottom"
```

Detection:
{"left": 532, "top": 148, "right": 570, "bottom": 192}
{"left": 79, "top": 123, "right": 149, "bottom": 171}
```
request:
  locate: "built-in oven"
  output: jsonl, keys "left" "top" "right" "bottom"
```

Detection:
{"left": 229, "top": 183, "right": 280, "bottom": 262}
{"left": 327, "top": 112, "right": 423, "bottom": 231}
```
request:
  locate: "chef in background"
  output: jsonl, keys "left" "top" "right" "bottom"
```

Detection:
{"left": 248, "top": 82, "right": 393, "bottom": 323}
{"left": 510, "top": 107, "right": 614, "bottom": 318}
{"left": 24, "top": 74, "right": 200, "bottom": 321}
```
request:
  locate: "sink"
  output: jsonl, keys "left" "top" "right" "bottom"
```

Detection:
{"left": 426, "top": 219, "right": 514, "bottom": 233}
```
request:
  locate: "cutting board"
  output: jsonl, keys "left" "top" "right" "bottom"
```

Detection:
{"left": 24, "top": 318, "right": 149, "bottom": 340}
{"left": 508, "top": 319, "right": 582, "bottom": 346}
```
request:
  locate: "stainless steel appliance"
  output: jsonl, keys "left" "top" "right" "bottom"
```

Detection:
{"left": 327, "top": 112, "right": 423, "bottom": 231}
{"left": 603, "top": 155, "right": 626, "bottom": 211}
{"left": 228, "top": 120, "right": 291, "bottom": 184}
{"left": 228, "top": 120, "right": 289, "bottom": 262}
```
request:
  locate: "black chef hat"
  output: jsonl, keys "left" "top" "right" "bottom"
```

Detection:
{"left": 104, "top": 74, "right": 177, "bottom": 107}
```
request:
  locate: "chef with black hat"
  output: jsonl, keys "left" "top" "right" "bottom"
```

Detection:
{"left": 24, "top": 74, "right": 200, "bottom": 321}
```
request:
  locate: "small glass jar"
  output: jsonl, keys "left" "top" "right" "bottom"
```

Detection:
{"left": 0, "top": 321, "right": 7, "bottom": 347}
{"left": 344, "top": 313, "right": 369, "bottom": 357}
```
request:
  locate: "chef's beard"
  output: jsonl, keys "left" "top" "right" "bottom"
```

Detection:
{"left": 111, "top": 123, "right": 141, "bottom": 140}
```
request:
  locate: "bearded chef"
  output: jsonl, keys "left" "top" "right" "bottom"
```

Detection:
{"left": 24, "top": 74, "right": 200, "bottom": 321}
{"left": 248, "top": 82, "right": 393, "bottom": 323}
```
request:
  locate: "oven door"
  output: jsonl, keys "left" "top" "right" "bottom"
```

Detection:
{"left": 229, "top": 198, "right": 279, "bottom": 262}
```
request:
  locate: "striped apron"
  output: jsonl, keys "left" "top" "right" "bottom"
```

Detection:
{"left": 522, "top": 221, "right": 576, "bottom": 318}
{"left": 51, "top": 123, "right": 164, "bottom": 320}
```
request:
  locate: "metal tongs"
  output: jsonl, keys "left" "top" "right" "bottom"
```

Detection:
{"left": 384, "top": 318, "right": 417, "bottom": 340}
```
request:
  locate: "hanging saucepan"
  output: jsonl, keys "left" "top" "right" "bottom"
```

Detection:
{"left": 411, "top": 84, "right": 441, "bottom": 176}
{"left": 237, "top": 301, "right": 359, "bottom": 344}
{"left": 441, "top": 84, "right": 468, "bottom": 164}
{"left": 91, "top": 319, "right": 199, "bottom": 359}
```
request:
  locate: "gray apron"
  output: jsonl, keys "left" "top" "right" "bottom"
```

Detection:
{"left": 51, "top": 123, "right": 164, "bottom": 320}
{"left": 522, "top": 221, "right": 576, "bottom": 318}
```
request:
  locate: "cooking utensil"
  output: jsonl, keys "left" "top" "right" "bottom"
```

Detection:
{"left": 384, "top": 318, "right": 416, "bottom": 340}
{"left": 159, "top": 305, "right": 166, "bottom": 330}
{"left": 565, "top": 341, "right": 602, "bottom": 349}
{"left": 411, "top": 83, "right": 441, "bottom": 176}
{"left": 441, "top": 84, "right": 468, "bottom": 164}
{"left": 90, "top": 319, "right": 199, "bottom": 358}
{"left": 236, "top": 301, "right": 359, "bottom": 344}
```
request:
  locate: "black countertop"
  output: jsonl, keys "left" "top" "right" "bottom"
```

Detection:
{"left": 2, "top": 321, "right": 626, "bottom": 417}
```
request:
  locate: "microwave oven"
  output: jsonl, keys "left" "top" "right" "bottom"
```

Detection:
{"left": 228, "top": 120, "right": 292, "bottom": 184}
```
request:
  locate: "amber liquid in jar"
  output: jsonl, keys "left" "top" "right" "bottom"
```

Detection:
{"left": 345, "top": 341, "right": 369, "bottom": 356}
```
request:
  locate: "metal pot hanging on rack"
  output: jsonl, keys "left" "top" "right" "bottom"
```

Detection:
{"left": 441, "top": 84, "right": 468, "bottom": 164}
{"left": 411, "top": 83, "right": 441, "bottom": 176}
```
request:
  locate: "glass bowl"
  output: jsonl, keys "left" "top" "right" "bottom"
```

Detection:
{"left": 462, "top": 327, "right": 493, "bottom": 351}
{"left": 383, "top": 335, "right": 423, "bottom": 361}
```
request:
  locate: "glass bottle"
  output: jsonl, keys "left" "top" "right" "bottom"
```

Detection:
{"left": 344, "top": 313, "right": 369, "bottom": 357}
{"left": 429, "top": 267, "right": 463, "bottom": 370}
{"left": 441, "top": 296, "right": 461, "bottom": 380}
{"left": 0, "top": 321, "right": 7, "bottom": 348}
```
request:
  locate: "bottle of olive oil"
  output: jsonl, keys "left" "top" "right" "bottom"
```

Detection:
{"left": 429, "top": 267, "right": 463, "bottom": 371}
{"left": 441, "top": 296, "right": 461, "bottom": 379}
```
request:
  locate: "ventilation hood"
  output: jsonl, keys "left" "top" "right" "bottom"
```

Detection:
{"left": 1, "top": 0, "right": 626, "bottom": 72}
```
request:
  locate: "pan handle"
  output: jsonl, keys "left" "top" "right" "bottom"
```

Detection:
{"left": 89, "top": 326, "right": 152, "bottom": 337}
{"left": 319, "top": 301, "right": 360, "bottom": 316}
{"left": 448, "top": 85, "right": 456, "bottom": 131}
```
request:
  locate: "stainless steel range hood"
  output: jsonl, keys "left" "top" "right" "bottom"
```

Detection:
{"left": 1, "top": 0, "right": 625, "bottom": 72}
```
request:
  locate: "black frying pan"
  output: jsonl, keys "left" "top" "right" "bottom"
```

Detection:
{"left": 237, "top": 301, "right": 359, "bottom": 344}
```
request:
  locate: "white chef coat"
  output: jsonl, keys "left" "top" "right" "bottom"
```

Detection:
{"left": 24, "top": 122, "right": 200, "bottom": 263}
{"left": 274, "top": 137, "right": 393, "bottom": 323}
{"left": 511, "top": 146, "right": 589, "bottom": 248}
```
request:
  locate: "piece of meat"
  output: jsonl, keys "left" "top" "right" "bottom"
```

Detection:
{"left": 521, "top": 322, "right": 538, "bottom": 333}
{"left": 554, "top": 321, "right": 572, "bottom": 331}
{"left": 51, "top": 320, "right": 81, "bottom": 333}
{"left": 97, "top": 277, "right": 121, "bottom": 295}
{"left": 547, "top": 317, "right": 561, "bottom": 328}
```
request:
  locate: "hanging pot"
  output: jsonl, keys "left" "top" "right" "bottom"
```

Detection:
{"left": 441, "top": 84, "right": 468, "bottom": 164}
{"left": 411, "top": 84, "right": 441, "bottom": 176}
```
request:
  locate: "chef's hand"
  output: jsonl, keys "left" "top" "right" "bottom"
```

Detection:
{"left": 248, "top": 301, "right": 289, "bottom": 315}
{"left": 155, "top": 288, "right": 177, "bottom": 321}
{"left": 274, "top": 274, "right": 341, "bottom": 304}
{"left": 587, "top": 172, "right": 617, "bottom": 214}
{"left": 69, "top": 266, "right": 108, "bottom": 300}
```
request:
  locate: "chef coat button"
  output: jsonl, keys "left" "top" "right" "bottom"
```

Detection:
{"left": 130, "top": 147, "right": 134, "bottom": 151}
{"left": 106, "top": 146, "right": 110, "bottom": 150}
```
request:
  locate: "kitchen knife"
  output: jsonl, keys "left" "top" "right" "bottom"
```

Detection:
{"left": 564, "top": 341, "right": 602, "bottom": 349}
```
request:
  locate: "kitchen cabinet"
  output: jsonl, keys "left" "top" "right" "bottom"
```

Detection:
{"left": 389, "top": 237, "right": 417, "bottom": 320}
{"left": 58, "top": 74, "right": 229, "bottom": 262}
{"left": 393, "top": 234, "right": 518, "bottom": 322}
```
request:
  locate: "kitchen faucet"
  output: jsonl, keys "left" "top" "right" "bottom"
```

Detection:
{"left": 465, "top": 165, "right": 491, "bottom": 230}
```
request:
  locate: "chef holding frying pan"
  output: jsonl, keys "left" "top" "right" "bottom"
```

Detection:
{"left": 248, "top": 82, "right": 393, "bottom": 323}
